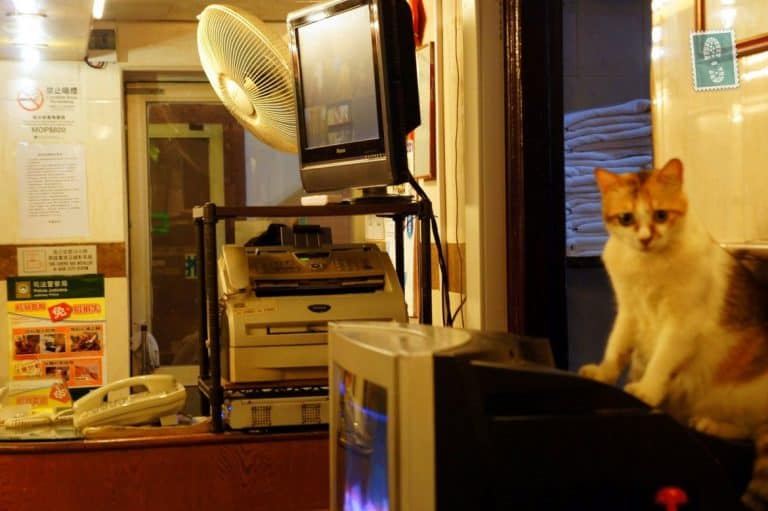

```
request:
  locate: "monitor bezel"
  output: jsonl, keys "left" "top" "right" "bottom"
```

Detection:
{"left": 330, "top": 331, "right": 399, "bottom": 511}
{"left": 329, "top": 321, "right": 445, "bottom": 511}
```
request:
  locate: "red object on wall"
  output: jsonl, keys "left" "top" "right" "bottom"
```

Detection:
{"left": 408, "top": 0, "right": 426, "bottom": 47}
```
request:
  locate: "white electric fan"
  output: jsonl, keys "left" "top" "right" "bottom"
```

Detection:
{"left": 196, "top": 4, "right": 298, "bottom": 153}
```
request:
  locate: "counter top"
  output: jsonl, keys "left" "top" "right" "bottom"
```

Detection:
{"left": 0, "top": 427, "right": 329, "bottom": 511}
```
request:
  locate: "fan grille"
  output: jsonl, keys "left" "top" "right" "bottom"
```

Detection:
{"left": 197, "top": 5, "right": 297, "bottom": 153}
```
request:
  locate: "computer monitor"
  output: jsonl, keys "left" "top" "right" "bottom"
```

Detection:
{"left": 328, "top": 321, "right": 751, "bottom": 511}
{"left": 287, "top": 0, "right": 420, "bottom": 196}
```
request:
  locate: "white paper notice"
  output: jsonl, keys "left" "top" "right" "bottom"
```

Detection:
{"left": 9, "top": 81, "right": 84, "bottom": 142}
{"left": 17, "top": 245, "right": 98, "bottom": 275}
{"left": 17, "top": 143, "right": 89, "bottom": 239}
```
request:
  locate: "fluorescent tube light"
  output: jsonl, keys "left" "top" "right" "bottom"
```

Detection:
{"left": 92, "top": 0, "right": 106, "bottom": 19}
{"left": 20, "top": 46, "right": 40, "bottom": 66}
{"left": 12, "top": 0, "right": 39, "bottom": 14}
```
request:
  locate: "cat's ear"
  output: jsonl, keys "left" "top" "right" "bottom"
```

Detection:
{"left": 594, "top": 167, "right": 621, "bottom": 194}
{"left": 656, "top": 158, "right": 684, "bottom": 187}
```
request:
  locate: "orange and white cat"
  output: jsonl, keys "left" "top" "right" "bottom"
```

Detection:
{"left": 578, "top": 158, "right": 768, "bottom": 510}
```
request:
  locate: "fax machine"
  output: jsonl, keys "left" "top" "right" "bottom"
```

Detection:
{"left": 218, "top": 242, "right": 407, "bottom": 384}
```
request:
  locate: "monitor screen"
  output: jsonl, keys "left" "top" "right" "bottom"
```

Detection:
{"left": 336, "top": 364, "right": 390, "bottom": 511}
{"left": 288, "top": 0, "right": 419, "bottom": 195}
{"left": 297, "top": 5, "right": 380, "bottom": 149}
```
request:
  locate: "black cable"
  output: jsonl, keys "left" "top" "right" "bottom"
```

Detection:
{"left": 407, "top": 175, "right": 454, "bottom": 326}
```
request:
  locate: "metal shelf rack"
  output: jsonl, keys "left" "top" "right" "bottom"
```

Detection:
{"left": 192, "top": 200, "right": 433, "bottom": 432}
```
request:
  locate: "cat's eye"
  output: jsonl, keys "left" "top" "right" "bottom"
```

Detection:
{"left": 653, "top": 210, "right": 669, "bottom": 223}
{"left": 617, "top": 212, "right": 635, "bottom": 226}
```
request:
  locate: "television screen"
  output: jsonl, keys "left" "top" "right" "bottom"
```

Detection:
{"left": 297, "top": 5, "right": 380, "bottom": 149}
{"left": 288, "top": 0, "right": 419, "bottom": 195}
{"left": 335, "top": 364, "right": 390, "bottom": 511}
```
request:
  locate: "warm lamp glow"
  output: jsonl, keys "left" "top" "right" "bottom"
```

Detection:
{"left": 731, "top": 104, "right": 743, "bottom": 124}
{"left": 14, "top": 14, "right": 44, "bottom": 46}
{"left": 12, "top": 0, "right": 39, "bottom": 14}
{"left": 718, "top": 7, "right": 736, "bottom": 29}
{"left": 652, "top": 26, "right": 662, "bottom": 43}
{"left": 92, "top": 0, "right": 106, "bottom": 19}
{"left": 20, "top": 46, "right": 40, "bottom": 66}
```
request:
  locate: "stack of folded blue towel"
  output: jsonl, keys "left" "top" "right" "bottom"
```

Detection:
{"left": 564, "top": 99, "right": 654, "bottom": 257}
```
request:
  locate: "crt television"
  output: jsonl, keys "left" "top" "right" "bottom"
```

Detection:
{"left": 287, "top": 0, "right": 420, "bottom": 194}
{"left": 328, "top": 321, "right": 752, "bottom": 511}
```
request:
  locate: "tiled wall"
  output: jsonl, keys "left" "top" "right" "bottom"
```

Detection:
{"left": 563, "top": 0, "right": 652, "bottom": 112}
{"left": 0, "top": 61, "right": 129, "bottom": 384}
{"left": 652, "top": 0, "right": 768, "bottom": 243}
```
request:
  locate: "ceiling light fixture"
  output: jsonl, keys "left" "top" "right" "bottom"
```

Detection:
{"left": 20, "top": 46, "right": 40, "bottom": 66}
{"left": 92, "top": 0, "right": 106, "bottom": 19}
{"left": 12, "top": 0, "right": 39, "bottom": 15}
{"left": 13, "top": 14, "right": 45, "bottom": 45}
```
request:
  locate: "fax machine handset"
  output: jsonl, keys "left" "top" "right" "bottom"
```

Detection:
{"left": 72, "top": 374, "right": 186, "bottom": 430}
{"left": 219, "top": 244, "right": 250, "bottom": 297}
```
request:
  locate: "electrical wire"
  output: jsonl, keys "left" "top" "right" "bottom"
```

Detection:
{"left": 452, "top": 0, "right": 466, "bottom": 326}
{"left": 407, "top": 175, "right": 453, "bottom": 326}
{"left": 2, "top": 408, "right": 74, "bottom": 429}
{"left": 403, "top": 0, "right": 468, "bottom": 327}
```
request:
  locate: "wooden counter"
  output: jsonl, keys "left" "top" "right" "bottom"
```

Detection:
{"left": 0, "top": 430, "right": 329, "bottom": 511}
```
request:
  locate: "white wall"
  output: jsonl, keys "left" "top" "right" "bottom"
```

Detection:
{"left": 563, "top": 0, "right": 652, "bottom": 112}
{"left": 0, "top": 21, "right": 205, "bottom": 386}
{"left": 0, "top": 61, "right": 128, "bottom": 384}
{"left": 112, "top": 11, "right": 509, "bottom": 331}
{"left": 244, "top": 134, "right": 303, "bottom": 206}
{"left": 0, "top": 1, "right": 505, "bottom": 392}
{"left": 115, "top": 22, "right": 204, "bottom": 72}
{"left": 460, "top": 0, "right": 507, "bottom": 331}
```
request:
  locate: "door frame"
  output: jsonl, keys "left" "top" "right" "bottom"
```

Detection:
{"left": 503, "top": 0, "right": 567, "bottom": 368}
{"left": 125, "top": 82, "right": 231, "bottom": 383}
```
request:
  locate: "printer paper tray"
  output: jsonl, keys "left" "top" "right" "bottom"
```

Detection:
{"left": 227, "top": 344, "right": 328, "bottom": 383}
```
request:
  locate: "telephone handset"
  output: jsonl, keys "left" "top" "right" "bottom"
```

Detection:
{"left": 219, "top": 244, "right": 250, "bottom": 296}
{"left": 72, "top": 374, "right": 186, "bottom": 430}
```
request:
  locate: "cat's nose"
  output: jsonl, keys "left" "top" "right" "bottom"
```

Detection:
{"left": 637, "top": 225, "right": 653, "bottom": 248}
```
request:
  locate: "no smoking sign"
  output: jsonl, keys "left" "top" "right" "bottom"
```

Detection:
{"left": 16, "top": 87, "right": 44, "bottom": 111}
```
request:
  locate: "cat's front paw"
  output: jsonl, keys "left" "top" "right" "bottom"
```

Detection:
{"left": 578, "top": 363, "right": 616, "bottom": 384}
{"left": 623, "top": 381, "right": 664, "bottom": 408}
{"left": 690, "top": 416, "right": 750, "bottom": 440}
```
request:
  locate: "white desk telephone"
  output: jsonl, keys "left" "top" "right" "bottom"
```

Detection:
{"left": 72, "top": 374, "right": 186, "bottom": 430}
